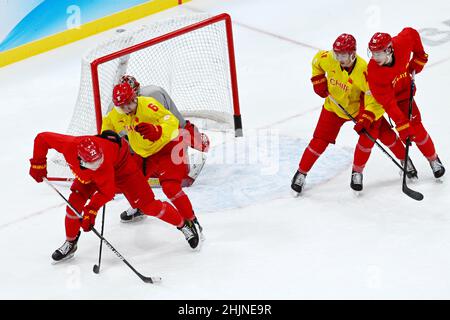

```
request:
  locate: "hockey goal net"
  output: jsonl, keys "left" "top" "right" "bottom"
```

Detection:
{"left": 48, "top": 13, "right": 242, "bottom": 180}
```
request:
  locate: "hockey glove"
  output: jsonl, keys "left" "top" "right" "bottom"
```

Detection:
{"left": 408, "top": 51, "right": 428, "bottom": 75}
{"left": 184, "top": 120, "right": 210, "bottom": 152}
{"left": 29, "top": 158, "right": 47, "bottom": 183}
{"left": 135, "top": 123, "right": 163, "bottom": 142}
{"left": 396, "top": 120, "right": 415, "bottom": 144}
{"left": 80, "top": 206, "right": 98, "bottom": 232}
{"left": 354, "top": 110, "right": 376, "bottom": 134}
{"left": 311, "top": 74, "right": 329, "bottom": 98}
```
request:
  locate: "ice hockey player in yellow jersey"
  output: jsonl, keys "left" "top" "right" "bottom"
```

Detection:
{"left": 103, "top": 82, "right": 203, "bottom": 243}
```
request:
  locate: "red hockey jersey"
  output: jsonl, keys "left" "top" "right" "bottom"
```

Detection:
{"left": 367, "top": 27, "right": 426, "bottom": 122}
{"left": 32, "top": 132, "right": 130, "bottom": 211}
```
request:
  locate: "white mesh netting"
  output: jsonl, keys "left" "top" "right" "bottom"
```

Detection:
{"left": 49, "top": 13, "right": 237, "bottom": 179}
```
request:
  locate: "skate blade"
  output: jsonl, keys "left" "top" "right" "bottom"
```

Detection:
{"left": 291, "top": 190, "right": 302, "bottom": 198}
{"left": 193, "top": 240, "right": 203, "bottom": 252}
{"left": 435, "top": 177, "right": 444, "bottom": 184}
{"left": 352, "top": 190, "right": 362, "bottom": 197}
{"left": 191, "top": 235, "right": 204, "bottom": 252}
{"left": 51, "top": 253, "right": 75, "bottom": 265}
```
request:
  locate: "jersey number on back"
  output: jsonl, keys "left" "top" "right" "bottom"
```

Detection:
{"left": 147, "top": 103, "right": 159, "bottom": 112}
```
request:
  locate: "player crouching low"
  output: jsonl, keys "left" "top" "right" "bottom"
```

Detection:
{"left": 29, "top": 132, "right": 201, "bottom": 262}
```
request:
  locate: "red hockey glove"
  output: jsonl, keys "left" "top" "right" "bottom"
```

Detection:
{"left": 80, "top": 206, "right": 98, "bottom": 232}
{"left": 135, "top": 123, "right": 163, "bottom": 141}
{"left": 29, "top": 158, "right": 47, "bottom": 183}
{"left": 396, "top": 120, "right": 415, "bottom": 143}
{"left": 408, "top": 51, "right": 428, "bottom": 75}
{"left": 354, "top": 110, "right": 376, "bottom": 134}
{"left": 184, "top": 120, "right": 210, "bottom": 152}
{"left": 311, "top": 74, "right": 329, "bottom": 98}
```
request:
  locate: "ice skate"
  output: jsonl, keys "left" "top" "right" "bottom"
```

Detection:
{"left": 120, "top": 207, "right": 145, "bottom": 223}
{"left": 350, "top": 170, "right": 363, "bottom": 194}
{"left": 193, "top": 217, "right": 205, "bottom": 241}
{"left": 178, "top": 220, "right": 200, "bottom": 251}
{"left": 291, "top": 171, "right": 306, "bottom": 197}
{"left": 52, "top": 232, "right": 80, "bottom": 263}
{"left": 400, "top": 158, "right": 418, "bottom": 180}
{"left": 430, "top": 156, "right": 445, "bottom": 180}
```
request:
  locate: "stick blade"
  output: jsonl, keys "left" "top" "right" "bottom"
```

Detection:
{"left": 402, "top": 184, "right": 424, "bottom": 201}
{"left": 142, "top": 276, "right": 162, "bottom": 284}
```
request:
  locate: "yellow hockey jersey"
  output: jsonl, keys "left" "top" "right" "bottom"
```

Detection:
{"left": 102, "top": 96, "right": 180, "bottom": 158}
{"left": 312, "top": 50, "right": 385, "bottom": 120}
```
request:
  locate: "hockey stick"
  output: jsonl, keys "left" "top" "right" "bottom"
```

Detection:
{"left": 328, "top": 95, "right": 404, "bottom": 171}
{"left": 93, "top": 205, "right": 106, "bottom": 274}
{"left": 402, "top": 73, "right": 424, "bottom": 201}
{"left": 328, "top": 95, "right": 423, "bottom": 201}
{"left": 43, "top": 178, "right": 162, "bottom": 283}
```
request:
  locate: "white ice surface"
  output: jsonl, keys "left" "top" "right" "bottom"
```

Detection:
{"left": 1, "top": 0, "right": 450, "bottom": 299}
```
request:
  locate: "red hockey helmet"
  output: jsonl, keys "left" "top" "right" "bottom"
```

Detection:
{"left": 112, "top": 82, "right": 136, "bottom": 106}
{"left": 119, "top": 75, "right": 140, "bottom": 94}
{"left": 77, "top": 138, "right": 103, "bottom": 163}
{"left": 333, "top": 34, "right": 356, "bottom": 53}
{"left": 368, "top": 32, "right": 392, "bottom": 52}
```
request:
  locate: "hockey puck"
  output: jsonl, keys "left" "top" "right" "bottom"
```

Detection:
{"left": 93, "top": 265, "right": 100, "bottom": 274}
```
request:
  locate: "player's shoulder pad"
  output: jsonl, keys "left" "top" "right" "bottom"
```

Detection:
{"left": 351, "top": 55, "right": 369, "bottom": 78}
{"left": 138, "top": 95, "right": 165, "bottom": 109}
{"left": 138, "top": 95, "right": 160, "bottom": 104}
{"left": 355, "top": 54, "right": 368, "bottom": 67}
{"left": 314, "top": 50, "right": 331, "bottom": 59}
{"left": 313, "top": 50, "right": 332, "bottom": 66}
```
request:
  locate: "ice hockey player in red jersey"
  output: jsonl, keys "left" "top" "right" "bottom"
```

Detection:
{"left": 29, "top": 131, "right": 200, "bottom": 262}
{"left": 291, "top": 34, "right": 415, "bottom": 195}
{"left": 103, "top": 82, "right": 204, "bottom": 239}
{"left": 367, "top": 28, "right": 445, "bottom": 179}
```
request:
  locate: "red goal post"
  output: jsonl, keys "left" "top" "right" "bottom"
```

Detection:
{"left": 90, "top": 13, "right": 243, "bottom": 137}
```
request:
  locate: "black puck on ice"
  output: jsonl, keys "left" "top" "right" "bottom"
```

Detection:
{"left": 93, "top": 265, "right": 100, "bottom": 274}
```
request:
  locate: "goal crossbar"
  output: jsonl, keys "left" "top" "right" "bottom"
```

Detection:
{"left": 90, "top": 13, "right": 242, "bottom": 137}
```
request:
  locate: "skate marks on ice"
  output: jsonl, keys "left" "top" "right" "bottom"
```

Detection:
{"left": 0, "top": 202, "right": 66, "bottom": 231}
{"left": 163, "top": 134, "right": 352, "bottom": 213}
